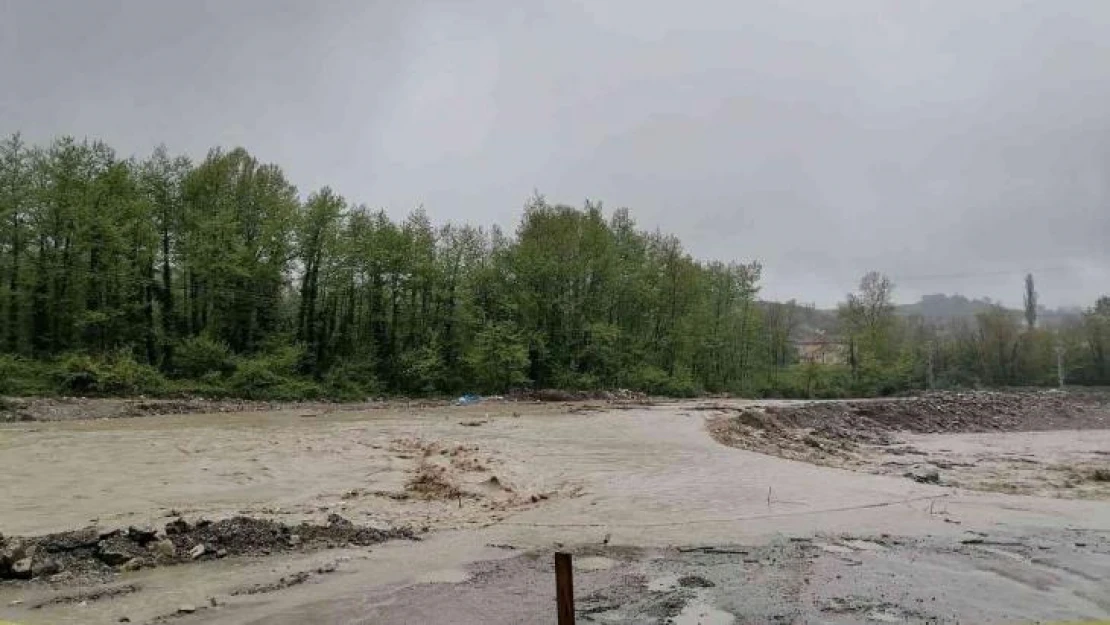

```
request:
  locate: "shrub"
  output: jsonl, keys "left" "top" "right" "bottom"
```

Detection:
{"left": 99, "top": 352, "right": 167, "bottom": 395}
{"left": 226, "top": 359, "right": 284, "bottom": 398}
{"left": 55, "top": 351, "right": 167, "bottom": 396}
{"left": 626, "top": 365, "right": 701, "bottom": 397}
{"left": 0, "top": 354, "right": 53, "bottom": 396}
{"left": 227, "top": 344, "right": 322, "bottom": 400}
{"left": 172, "top": 335, "right": 235, "bottom": 379}
{"left": 323, "top": 359, "right": 382, "bottom": 400}
{"left": 398, "top": 343, "right": 446, "bottom": 394}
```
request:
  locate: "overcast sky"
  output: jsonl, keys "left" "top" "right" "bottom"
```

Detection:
{"left": 3, "top": 0, "right": 1109, "bottom": 308}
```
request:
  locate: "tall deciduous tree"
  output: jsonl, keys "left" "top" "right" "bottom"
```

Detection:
{"left": 1023, "top": 273, "right": 1038, "bottom": 330}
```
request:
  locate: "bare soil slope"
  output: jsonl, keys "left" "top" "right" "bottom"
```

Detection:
{"left": 708, "top": 391, "right": 1110, "bottom": 498}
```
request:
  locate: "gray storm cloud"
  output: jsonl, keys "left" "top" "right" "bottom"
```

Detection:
{"left": 3, "top": 0, "right": 1108, "bottom": 308}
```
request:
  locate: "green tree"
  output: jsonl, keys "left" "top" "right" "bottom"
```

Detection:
{"left": 466, "top": 322, "right": 530, "bottom": 392}
{"left": 1023, "top": 273, "right": 1038, "bottom": 330}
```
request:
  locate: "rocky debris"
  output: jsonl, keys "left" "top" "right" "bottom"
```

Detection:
{"left": 33, "top": 558, "right": 61, "bottom": 577}
{"left": 126, "top": 526, "right": 157, "bottom": 545}
{"left": 151, "top": 539, "right": 176, "bottom": 559}
{"left": 0, "top": 542, "right": 20, "bottom": 578}
{"left": 230, "top": 570, "right": 312, "bottom": 596}
{"left": 165, "top": 517, "right": 191, "bottom": 535}
{"left": 0, "top": 515, "right": 414, "bottom": 582}
{"left": 98, "top": 535, "right": 147, "bottom": 566}
{"left": 325, "top": 513, "right": 352, "bottom": 529}
{"left": 772, "top": 392, "right": 1105, "bottom": 437}
{"left": 709, "top": 391, "right": 1110, "bottom": 471}
{"left": 29, "top": 583, "right": 141, "bottom": 609}
{"left": 677, "top": 575, "right": 715, "bottom": 588}
{"left": 11, "top": 556, "right": 32, "bottom": 579}
{"left": 905, "top": 466, "right": 941, "bottom": 484}
{"left": 177, "top": 604, "right": 196, "bottom": 614}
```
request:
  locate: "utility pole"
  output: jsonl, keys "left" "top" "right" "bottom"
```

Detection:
{"left": 925, "top": 341, "right": 935, "bottom": 391}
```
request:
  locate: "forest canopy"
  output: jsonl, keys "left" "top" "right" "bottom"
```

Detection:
{"left": 0, "top": 135, "right": 1107, "bottom": 399}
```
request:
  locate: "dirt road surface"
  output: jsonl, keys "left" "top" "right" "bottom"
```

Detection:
{"left": 2, "top": 399, "right": 1109, "bottom": 623}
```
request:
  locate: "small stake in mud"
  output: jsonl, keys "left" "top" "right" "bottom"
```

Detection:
{"left": 555, "top": 552, "right": 575, "bottom": 625}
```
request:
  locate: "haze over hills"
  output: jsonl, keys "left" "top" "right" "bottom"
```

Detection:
{"left": 896, "top": 293, "right": 1083, "bottom": 325}
{"left": 772, "top": 292, "right": 1086, "bottom": 343}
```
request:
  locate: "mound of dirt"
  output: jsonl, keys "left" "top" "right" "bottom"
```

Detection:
{"left": 707, "top": 391, "right": 1110, "bottom": 465}
{"left": 0, "top": 515, "right": 415, "bottom": 583}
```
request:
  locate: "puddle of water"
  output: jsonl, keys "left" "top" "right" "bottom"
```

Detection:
{"left": 843, "top": 540, "right": 887, "bottom": 551}
{"left": 576, "top": 556, "right": 617, "bottom": 571}
{"left": 673, "top": 595, "right": 735, "bottom": 625}
{"left": 413, "top": 568, "right": 470, "bottom": 584}
{"left": 866, "top": 609, "right": 902, "bottom": 623}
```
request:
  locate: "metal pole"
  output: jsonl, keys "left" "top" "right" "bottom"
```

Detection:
{"left": 926, "top": 341, "right": 935, "bottom": 391}
{"left": 555, "top": 552, "right": 575, "bottom": 625}
{"left": 1056, "top": 344, "right": 1065, "bottom": 388}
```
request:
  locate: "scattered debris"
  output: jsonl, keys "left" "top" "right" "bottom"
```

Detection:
{"left": 231, "top": 571, "right": 311, "bottom": 596}
{"left": 677, "top": 575, "right": 715, "bottom": 588}
{"left": 30, "top": 584, "right": 141, "bottom": 609}
{"left": 905, "top": 466, "right": 941, "bottom": 484}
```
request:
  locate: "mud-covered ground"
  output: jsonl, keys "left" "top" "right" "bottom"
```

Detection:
{"left": 341, "top": 528, "right": 1110, "bottom": 625}
{"left": 1, "top": 394, "right": 1109, "bottom": 624}
{"left": 0, "top": 389, "right": 651, "bottom": 423}
{"left": 708, "top": 390, "right": 1110, "bottom": 499}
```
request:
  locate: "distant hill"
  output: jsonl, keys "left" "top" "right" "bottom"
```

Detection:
{"left": 896, "top": 293, "right": 997, "bottom": 320}
{"left": 896, "top": 293, "right": 1082, "bottom": 327}
{"left": 760, "top": 294, "right": 1083, "bottom": 340}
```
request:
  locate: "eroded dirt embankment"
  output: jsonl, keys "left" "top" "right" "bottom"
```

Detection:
{"left": 0, "top": 514, "right": 414, "bottom": 584}
{"left": 707, "top": 391, "right": 1110, "bottom": 498}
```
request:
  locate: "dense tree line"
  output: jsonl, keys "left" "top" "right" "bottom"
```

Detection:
{"left": 0, "top": 134, "right": 1106, "bottom": 399}
{"left": 833, "top": 272, "right": 1110, "bottom": 395}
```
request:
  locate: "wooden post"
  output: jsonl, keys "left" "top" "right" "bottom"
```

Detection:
{"left": 555, "top": 552, "right": 575, "bottom": 625}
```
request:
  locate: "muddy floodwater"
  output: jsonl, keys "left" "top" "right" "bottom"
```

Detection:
{"left": 2, "top": 397, "right": 1109, "bottom": 624}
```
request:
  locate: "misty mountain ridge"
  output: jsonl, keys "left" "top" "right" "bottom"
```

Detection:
{"left": 896, "top": 293, "right": 1081, "bottom": 323}
{"left": 766, "top": 293, "right": 1084, "bottom": 344}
